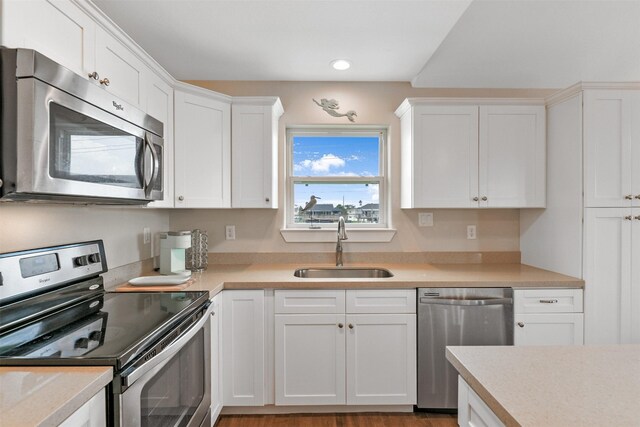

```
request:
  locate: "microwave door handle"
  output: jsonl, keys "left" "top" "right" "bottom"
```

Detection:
{"left": 144, "top": 133, "right": 159, "bottom": 198}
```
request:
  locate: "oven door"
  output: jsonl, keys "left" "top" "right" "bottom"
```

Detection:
{"left": 15, "top": 77, "right": 163, "bottom": 203}
{"left": 118, "top": 305, "right": 212, "bottom": 427}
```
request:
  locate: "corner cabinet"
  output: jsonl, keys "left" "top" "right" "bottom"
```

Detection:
{"left": 174, "top": 84, "right": 231, "bottom": 208}
{"left": 274, "top": 289, "right": 416, "bottom": 406}
{"left": 231, "top": 98, "right": 283, "bottom": 208}
{"left": 395, "top": 99, "right": 545, "bottom": 208}
{"left": 59, "top": 389, "right": 106, "bottom": 427}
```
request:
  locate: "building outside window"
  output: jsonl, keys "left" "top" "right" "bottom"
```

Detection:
{"left": 286, "top": 127, "right": 387, "bottom": 229}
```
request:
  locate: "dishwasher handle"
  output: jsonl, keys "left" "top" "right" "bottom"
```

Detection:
{"left": 419, "top": 297, "right": 513, "bottom": 306}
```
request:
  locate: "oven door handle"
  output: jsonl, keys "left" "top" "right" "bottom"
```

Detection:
{"left": 122, "top": 304, "right": 212, "bottom": 387}
{"left": 143, "top": 132, "right": 159, "bottom": 199}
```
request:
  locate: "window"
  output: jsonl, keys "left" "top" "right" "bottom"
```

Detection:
{"left": 286, "top": 127, "right": 387, "bottom": 229}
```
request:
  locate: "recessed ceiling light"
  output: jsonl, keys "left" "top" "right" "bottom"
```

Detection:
{"left": 331, "top": 59, "right": 351, "bottom": 71}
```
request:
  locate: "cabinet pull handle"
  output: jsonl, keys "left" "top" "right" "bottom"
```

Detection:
{"left": 178, "top": 196, "right": 184, "bottom": 201}
{"left": 100, "top": 77, "right": 110, "bottom": 86}
{"left": 481, "top": 196, "right": 488, "bottom": 201}
{"left": 88, "top": 71, "right": 99, "bottom": 80}
{"left": 348, "top": 324, "right": 354, "bottom": 329}
{"left": 338, "top": 323, "right": 344, "bottom": 329}
{"left": 265, "top": 197, "right": 270, "bottom": 202}
{"left": 539, "top": 299, "right": 558, "bottom": 304}
{"left": 473, "top": 197, "right": 479, "bottom": 202}
{"left": 624, "top": 194, "right": 633, "bottom": 200}
{"left": 624, "top": 215, "right": 632, "bottom": 220}
{"left": 517, "top": 322, "right": 525, "bottom": 328}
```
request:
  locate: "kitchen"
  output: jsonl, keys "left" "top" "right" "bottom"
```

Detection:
{"left": 0, "top": 0, "right": 639, "bottom": 426}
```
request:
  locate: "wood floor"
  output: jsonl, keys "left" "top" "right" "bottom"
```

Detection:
{"left": 216, "top": 412, "right": 457, "bottom": 427}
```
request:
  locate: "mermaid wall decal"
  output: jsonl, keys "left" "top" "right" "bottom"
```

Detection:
{"left": 312, "top": 98, "right": 357, "bottom": 122}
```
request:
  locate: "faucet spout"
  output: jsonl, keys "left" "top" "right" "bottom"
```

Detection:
{"left": 336, "top": 216, "right": 348, "bottom": 266}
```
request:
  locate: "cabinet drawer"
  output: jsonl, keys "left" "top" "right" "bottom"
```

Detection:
{"left": 346, "top": 289, "right": 416, "bottom": 314}
{"left": 514, "top": 289, "right": 583, "bottom": 313}
{"left": 275, "top": 290, "right": 345, "bottom": 314}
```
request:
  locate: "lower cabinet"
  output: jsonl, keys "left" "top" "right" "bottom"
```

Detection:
{"left": 59, "top": 388, "right": 106, "bottom": 427}
{"left": 458, "top": 376, "right": 504, "bottom": 427}
{"left": 274, "top": 289, "right": 416, "bottom": 406}
{"left": 209, "top": 294, "right": 223, "bottom": 423}
{"left": 513, "top": 289, "right": 584, "bottom": 346}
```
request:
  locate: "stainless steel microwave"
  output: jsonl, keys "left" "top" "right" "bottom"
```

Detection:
{"left": 0, "top": 47, "right": 163, "bottom": 204}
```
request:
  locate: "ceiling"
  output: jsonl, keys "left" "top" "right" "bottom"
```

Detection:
{"left": 93, "top": 0, "right": 640, "bottom": 88}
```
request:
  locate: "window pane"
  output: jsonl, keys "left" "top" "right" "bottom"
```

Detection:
{"left": 292, "top": 135, "right": 379, "bottom": 177}
{"left": 294, "top": 182, "right": 380, "bottom": 224}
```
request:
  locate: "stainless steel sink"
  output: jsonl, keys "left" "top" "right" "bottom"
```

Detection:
{"left": 293, "top": 267, "right": 394, "bottom": 279}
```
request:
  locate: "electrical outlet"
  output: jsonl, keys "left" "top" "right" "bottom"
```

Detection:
{"left": 225, "top": 225, "right": 236, "bottom": 240}
{"left": 143, "top": 227, "right": 151, "bottom": 244}
{"left": 418, "top": 212, "right": 433, "bottom": 227}
{"left": 467, "top": 225, "right": 477, "bottom": 240}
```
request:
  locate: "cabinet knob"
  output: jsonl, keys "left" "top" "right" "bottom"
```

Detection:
{"left": 473, "top": 197, "right": 479, "bottom": 202}
{"left": 100, "top": 77, "right": 110, "bottom": 86}
{"left": 635, "top": 216, "right": 640, "bottom": 220}
{"left": 88, "top": 71, "right": 99, "bottom": 80}
{"left": 338, "top": 323, "right": 344, "bottom": 329}
{"left": 348, "top": 324, "right": 354, "bottom": 329}
{"left": 624, "top": 215, "right": 632, "bottom": 220}
{"left": 481, "top": 196, "right": 488, "bottom": 201}
{"left": 624, "top": 194, "right": 633, "bottom": 200}
{"left": 517, "top": 322, "right": 525, "bottom": 328}
{"left": 635, "top": 195, "right": 640, "bottom": 200}
{"left": 265, "top": 197, "right": 270, "bottom": 203}
{"left": 178, "top": 196, "right": 184, "bottom": 201}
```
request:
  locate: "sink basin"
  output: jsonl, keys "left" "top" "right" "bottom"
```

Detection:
{"left": 293, "top": 267, "right": 394, "bottom": 279}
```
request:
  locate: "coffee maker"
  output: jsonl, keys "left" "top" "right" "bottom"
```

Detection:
{"left": 159, "top": 231, "right": 192, "bottom": 276}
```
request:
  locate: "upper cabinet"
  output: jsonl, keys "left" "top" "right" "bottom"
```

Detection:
{"left": 231, "top": 98, "right": 284, "bottom": 209}
{"left": 584, "top": 90, "right": 640, "bottom": 208}
{"left": 395, "top": 99, "right": 545, "bottom": 208}
{"left": 174, "top": 84, "right": 231, "bottom": 208}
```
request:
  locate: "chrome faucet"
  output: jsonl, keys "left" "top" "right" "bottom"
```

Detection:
{"left": 336, "top": 216, "right": 348, "bottom": 267}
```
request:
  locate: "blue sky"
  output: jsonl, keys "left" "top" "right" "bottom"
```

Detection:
{"left": 292, "top": 136, "right": 380, "bottom": 210}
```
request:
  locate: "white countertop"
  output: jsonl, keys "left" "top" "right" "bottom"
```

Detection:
{"left": 446, "top": 345, "right": 640, "bottom": 427}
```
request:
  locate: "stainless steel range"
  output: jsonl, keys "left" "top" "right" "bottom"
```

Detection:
{"left": 0, "top": 240, "right": 212, "bottom": 427}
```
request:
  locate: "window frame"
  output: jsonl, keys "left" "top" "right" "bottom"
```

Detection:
{"left": 285, "top": 126, "right": 388, "bottom": 230}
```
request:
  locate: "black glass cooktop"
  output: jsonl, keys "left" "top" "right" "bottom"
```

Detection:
{"left": 0, "top": 290, "right": 209, "bottom": 371}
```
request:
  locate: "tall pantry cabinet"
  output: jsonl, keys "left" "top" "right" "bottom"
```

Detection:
{"left": 521, "top": 84, "right": 640, "bottom": 345}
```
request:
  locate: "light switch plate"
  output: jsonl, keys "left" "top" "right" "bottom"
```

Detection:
{"left": 418, "top": 212, "right": 433, "bottom": 227}
{"left": 467, "top": 225, "right": 477, "bottom": 240}
{"left": 225, "top": 225, "right": 236, "bottom": 240}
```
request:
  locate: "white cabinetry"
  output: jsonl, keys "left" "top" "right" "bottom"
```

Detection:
{"left": 174, "top": 84, "right": 231, "bottom": 208}
{"left": 0, "top": 0, "right": 95, "bottom": 78}
{"left": 274, "top": 289, "right": 416, "bottom": 406}
{"left": 513, "top": 289, "right": 584, "bottom": 346}
{"left": 209, "top": 294, "right": 223, "bottom": 422}
{"left": 231, "top": 98, "right": 283, "bottom": 208}
{"left": 222, "top": 290, "right": 264, "bottom": 406}
{"left": 395, "top": 99, "right": 545, "bottom": 208}
{"left": 584, "top": 90, "right": 640, "bottom": 207}
{"left": 457, "top": 376, "right": 504, "bottom": 427}
{"left": 584, "top": 208, "right": 639, "bottom": 344}
{"left": 59, "top": 388, "right": 106, "bottom": 427}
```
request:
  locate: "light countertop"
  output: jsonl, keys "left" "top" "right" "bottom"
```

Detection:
{"left": 146, "top": 262, "right": 583, "bottom": 296}
{"left": 446, "top": 345, "right": 640, "bottom": 427}
{"left": 0, "top": 366, "right": 112, "bottom": 427}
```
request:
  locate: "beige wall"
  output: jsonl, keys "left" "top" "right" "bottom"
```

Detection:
{"left": 171, "top": 81, "right": 556, "bottom": 253}
{"left": 0, "top": 204, "right": 169, "bottom": 268}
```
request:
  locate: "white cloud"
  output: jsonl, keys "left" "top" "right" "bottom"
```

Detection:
{"left": 296, "top": 154, "right": 345, "bottom": 173}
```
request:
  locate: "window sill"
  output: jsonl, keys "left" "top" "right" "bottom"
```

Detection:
{"left": 280, "top": 228, "right": 397, "bottom": 243}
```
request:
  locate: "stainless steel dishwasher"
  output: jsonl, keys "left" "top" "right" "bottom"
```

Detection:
{"left": 417, "top": 287, "right": 513, "bottom": 410}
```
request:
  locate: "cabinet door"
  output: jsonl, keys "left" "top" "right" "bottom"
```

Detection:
{"left": 0, "top": 0, "right": 95, "bottom": 78}
{"left": 209, "top": 294, "right": 223, "bottom": 422}
{"left": 346, "top": 314, "right": 416, "bottom": 405}
{"left": 231, "top": 103, "right": 280, "bottom": 208}
{"left": 479, "top": 105, "right": 545, "bottom": 207}
{"left": 632, "top": 211, "right": 640, "bottom": 343}
{"left": 145, "top": 72, "right": 174, "bottom": 208}
{"left": 514, "top": 313, "right": 584, "bottom": 346}
{"left": 94, "top": 26, "right": 146, "bottom": 108}
{"left": 222, "top": 290, "right": 264, "bottom": 406}
{"left": 59, "top": 388, "right": 106, "bottom": 427}
{"left": 584, "top": 90, "right": 636, "bottom": 207}
{"left": 275, "top": 314, "right": 346, "bottom": 405}
{"left": 411, "top": 105, "right": 479, "bottom": 208}
{"left": 458, "top": 376, "right": 505, "bottom": 427}
{"left": 174, "top": 90, "right": 231, "bottom": 208}
{"left": 583, "top": 208, "right": 633, "bottom": 344}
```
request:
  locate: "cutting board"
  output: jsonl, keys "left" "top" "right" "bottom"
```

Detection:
{"left": 115, "top": 278, "right": 196, "bottom": 292}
